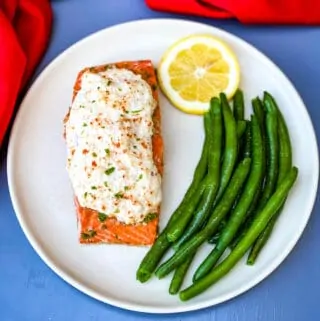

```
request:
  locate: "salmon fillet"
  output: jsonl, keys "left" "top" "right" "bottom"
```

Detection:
{"left": 65, "top": 60, "right": 163, "bottom": 245}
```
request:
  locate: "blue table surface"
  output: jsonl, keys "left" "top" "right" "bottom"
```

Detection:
{"left": 1, "top": 0, "right": 320, "bottom": 320}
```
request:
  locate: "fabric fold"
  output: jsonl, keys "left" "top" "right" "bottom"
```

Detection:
{"left": 146, "top": 0, "right": 320, "bottom": 25}
{"left": 0, "top": 0, "right": 52, "bottom": 147}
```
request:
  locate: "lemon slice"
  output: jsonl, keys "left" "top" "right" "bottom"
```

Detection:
{"left": 158, "top": 34, "right": 240, "bottom": 114}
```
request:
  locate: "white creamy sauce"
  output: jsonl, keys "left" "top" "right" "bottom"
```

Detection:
{"left": 65, "top": 67, "right": 162, "bottom": 224}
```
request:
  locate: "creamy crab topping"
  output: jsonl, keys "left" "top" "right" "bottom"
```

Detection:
{"left": 65, "top": 67, "right": 161, "bottom": 224}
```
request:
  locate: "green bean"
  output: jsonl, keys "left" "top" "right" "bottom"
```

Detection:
{"left": 233, "top": 89, "right": 245, "bottom": 120}
{"left": 169, "top": 113, "right": 210, "bottom": 216}
{"left": 231, "top": 187, "right": 264, "bottom": 250}
{"left": 172, "top": 185, "right": 216, "bottom": 247}
{"left": 179, "top": 167, "right": 298, "bottom": 301}
{"left": 169, "top": 253, "right": 195, "bottom": 295}
{"left": 136, "top": 180, "right": 206, "bottom": 282}
{"left": 272, "top": 96, "right": 292, "bottom": 186}
{"left": 165, "top": 179, "right": 207, "bottom": 243}
{"left": 246, "top": 210, "right": 280, "bottom": 265}
{"left": 163, "top": 111, "right": 212, "bottom": 242}
{"left": 229, "top": 192, "right": 264, "bottom": 249}
{"left": 244, "top": 184, "right": 263, "bottom": 220}
{"left": 208, "top": 219, "right": 228, "bottom": 244}
{"left": 189, "top": 138, "right": 209, "bottom": 188}
{"left": 167, "top": 99, "right": 223, "bottom": 288}
{"left": 229, "top": 233, "right": 241, "bottom": 249}
{"left": 166, "top": 127, "right": 208, "bottom": 219}
{"left": 229, "top": 219, "right": 248, "bottom": 249}
{"left": 136, "top": 114, "right": 209, "bottom": 282}
{"left": 252, "top": 97, "right": 267, "bottom": 177}
{"left": 136, "top": 233, "right": 171, "bottom": 282}
{"left": 170, "top": 98, "right": 223, "bottom": 245}
{"left": 208, "top": 190, "right": 241, "bottom": 245}
{"left": 155, "top": 158, "right": 251, "bottom": 279}
{"left": 233, "top": 98, "right": 278, "bottom": 254}
{"left": 229, "top": 101, "right": 266, "bottom": 249}
{"left": 237, "top": 120, "right": 247, "bottom": 139}
{"left": 193, "top": 115, "right": 264, "bottom": 281}
{"left": 214, "top": 93, "right": 238, "bottom": 203}
{"left": 247, "top": 92, "right": 292, "bottom": 264}
{"left": 255, "top": 94, "right": 279, "bottom": 211}
{"left": 241, "top": 122, "right": 252, "bottom": 159}
{"left": 241, "top": 98, "right": 267, "bottom": 220}
{"left": 233, "top": 90, "right": 245, "bottom": 163}
{"left": 252, "top": 97, "right": 265, "bottom": 132}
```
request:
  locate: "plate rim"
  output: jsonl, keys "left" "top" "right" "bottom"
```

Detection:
{"left": 6, "top": 18, "right": 319, "bottom": 314}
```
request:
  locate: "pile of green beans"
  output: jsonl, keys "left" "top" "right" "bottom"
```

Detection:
{"left": 136, "top": 90, "right": 298, "bottom": 301}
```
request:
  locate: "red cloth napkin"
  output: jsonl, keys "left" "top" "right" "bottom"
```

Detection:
{"left": 0, "top": 0, "right": 52, "bottom": 147}
{"left": 146, "top": 0, "right": 320, "bottom": 25}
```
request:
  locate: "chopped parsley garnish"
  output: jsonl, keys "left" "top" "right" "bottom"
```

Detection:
{"left": 92, "top": 152, "right": 97, "bottom": 157}
{"left": 124, "top": 186, "right": 129, "bottom": 191}
{"left": 103, "top": 181, "right": 108, "bottom": 187}
{"left": 133, "top": 145, "right": 137, "bottom": 149}
{"left": 143, "top": 213, "right": 158, "bottom": 223}
{"left": 92, "top": 100, "right": 96, "bottom": 103}
{"left": 84, "top": 192, "right": 88, "bottom": 198}
{"left": 104, "top": 167, "right": 115, "bottom": 175}
{"left": 107, "top": 80, "right": 112, "bottom": 86}
{"left": 104, "top": 148, "right": 110, "bottom": 155}
{"left": 81, "top": 230, "right": 97, "bottom": 239}
{"left": 114, "top": 192, "right": 124, "bottom": 199}
{"left": 136, "top": 138, "right": 141, "bottom": 141}
{"left": 131, "top": 109, "right": 142, "bottom": 114}
{"left": 114, "top": 208, "right": 120, "bottom": 213}
{"left": 79, "top": 105, "right": 85, "bottom": 108}
{"left": 91, "top": 186, "right": 97, "bottom": 190}
{"left": 83, "top": 122, "right": 88, "bottom": 127}
{"left": 98, "top": 213, "right": 108, "bottom": 222}
{"left": 138, "top": 174, "right": 143, "bottom": 180}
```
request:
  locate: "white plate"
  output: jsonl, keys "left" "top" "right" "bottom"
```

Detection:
{"left": 7, "top": 19, "right": 319, "bottom": 314}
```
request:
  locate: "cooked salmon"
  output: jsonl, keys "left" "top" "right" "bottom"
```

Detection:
{"left": 64, "top": 60, "right": 163, "bottom": 245}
